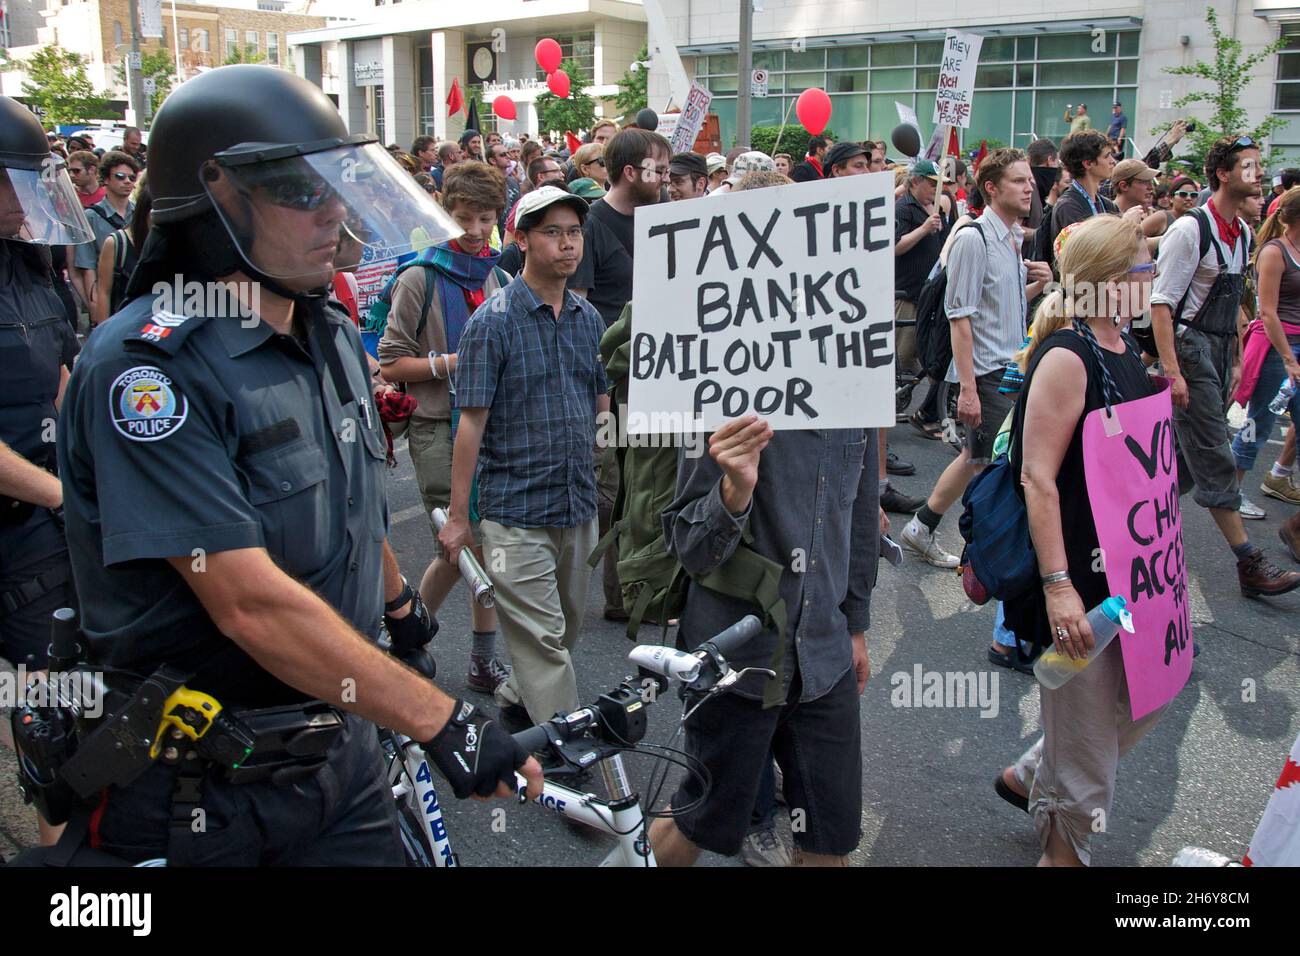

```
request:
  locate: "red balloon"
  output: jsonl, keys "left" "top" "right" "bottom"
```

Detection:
{"left": 795, "top": 87, "right": 832, "bottom": 136}
{"left": 535, "top": 38, "right": 562, "bottom": 74}
{"left": 546, "top": 69, "right": 570, "bottom": 99}
{"left": 492, "top": 95, "right": 517, "bottom": 121}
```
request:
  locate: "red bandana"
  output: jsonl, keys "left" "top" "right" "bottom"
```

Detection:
{"left": 1207, "top": 197, "right": 1242, "bottom": 248}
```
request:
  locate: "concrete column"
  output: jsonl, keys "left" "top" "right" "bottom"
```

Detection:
{"left": 300, "top": 43, "right": 323, "bottom": 87}
{"left": 336, "top": 41, "right": 365, "bottom": 134}
{"left": 381, "top": 34, "right": 415, "bottom": 150}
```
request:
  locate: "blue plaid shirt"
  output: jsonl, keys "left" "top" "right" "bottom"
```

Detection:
{"left": 455, "top": 276, "right": 608, "bottom": 528}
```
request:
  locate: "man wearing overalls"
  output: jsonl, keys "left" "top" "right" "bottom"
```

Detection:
{"left": 1150, "top": 136, "right": 1300, "bottom": 598}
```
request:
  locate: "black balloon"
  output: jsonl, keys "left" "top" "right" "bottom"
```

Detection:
{"left": 635, "top": 108, "right": 659, "bottom": 130}
{"left": 891, "top": 122, "right": 921, "bottom": 158}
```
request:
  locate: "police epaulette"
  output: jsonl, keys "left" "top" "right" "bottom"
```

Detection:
{"left": 121, "top": 310, "right": 213, "bottom": 356}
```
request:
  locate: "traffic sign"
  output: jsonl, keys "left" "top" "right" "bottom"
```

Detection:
{"left": 751, "top": 68, "right": 769, "bottom": 98}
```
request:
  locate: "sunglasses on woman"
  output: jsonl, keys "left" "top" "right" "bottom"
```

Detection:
{"left": 1173, "top": 190, "right": 1198, "bottom": 199}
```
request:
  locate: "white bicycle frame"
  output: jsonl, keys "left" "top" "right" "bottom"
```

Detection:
{"left": 512, "top": 752, "right": 658, "bottom": 867}
{"left": 388, "top": 733, "right": 458, "bottom": 867}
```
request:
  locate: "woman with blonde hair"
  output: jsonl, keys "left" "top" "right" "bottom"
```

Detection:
{"left": 992, "top": 214, "right": 1172, "bottom": 866}
{"left": 572, "top": 142, "right": 608, "bottom": 189}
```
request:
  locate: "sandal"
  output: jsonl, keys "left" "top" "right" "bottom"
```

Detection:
{"left": 987, "top": 644, "right": 1036, "bottom": 676}
{"left": 909, "top": 410, "right": 942, "bottom": 440}
{"left": 993, "top": 773, "right": 1029, "bottom": 813}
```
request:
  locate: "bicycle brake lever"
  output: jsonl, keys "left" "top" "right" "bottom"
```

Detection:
{"left": 715, "top": 666, "right": 777, "bottom": 691}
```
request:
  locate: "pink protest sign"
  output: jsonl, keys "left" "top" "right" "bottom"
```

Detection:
{"left": 1082, "top": 378, "right": 1192, "bottom": 720}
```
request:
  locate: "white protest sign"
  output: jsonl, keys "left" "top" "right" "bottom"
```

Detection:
{"left": 628, "top": 173, "right": 897, "bottom": 433}
{"left": 670, "top": 81, "right": 713, "bottom": 154}
{"left": 656, "top": 113, "right": 680, "bottom": 141}
{"left": 933, "top": 30, "right": 982, "bottom": 129}
{"left": 895, "top": 101, "right": 919, "bottom": 129}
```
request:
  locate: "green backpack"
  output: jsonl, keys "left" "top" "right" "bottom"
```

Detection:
{"left": 590, "top": 302, "right": 792, "bottom": 707}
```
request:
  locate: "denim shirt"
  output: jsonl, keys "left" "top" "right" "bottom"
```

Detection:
{"left": 662, "top": 428, "right": 880, "bottom": 703}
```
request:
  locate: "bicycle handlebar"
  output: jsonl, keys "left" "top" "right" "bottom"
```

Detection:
{"left": 699, "top": 614, "right": 763, "bottom": 660}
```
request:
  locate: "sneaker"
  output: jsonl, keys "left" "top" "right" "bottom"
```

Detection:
{"left": 1279, "top": 511, "right": 1300, "bottom": 562}
{"left": 740, "top": 824, "right": 792, "bottom": 867}
{"left": 468, "top": 654, "right": 512, "bottom": 694}
{"left": 881, "top": 485, "right": 927, "bottom": 515}
{"left": 1239, "top": 496, "right": 1267, "bottom": 520}
{"left": 886, "top": 448, "right": 916, "bottom": 476}
{"left": 1261, "top": 472, "right": 1300, "bottom": 504}
{"left": 1237, "top": 548, "right": 1300, "bottom": 598}
{"left": 901, "top": 516, "right": 960, "bottom": 569}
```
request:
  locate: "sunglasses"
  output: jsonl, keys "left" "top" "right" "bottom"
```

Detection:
{"left": 586, "top": 158, "right": 606, "bottom": 167}
{"left": 112, "top": 171, "right": 137, "bottom": 183}
{"left": 1229, "top": 136, "right": 1256, "bottom": 150}
{"left": 1173, "top": 190, "right": 1198, "bottom": 199}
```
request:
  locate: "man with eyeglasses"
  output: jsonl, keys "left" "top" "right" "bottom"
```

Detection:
{"left": 73, "top": 149, "right": 139, "bottom": 316}
{"left": 440, "top": 186, "right": 609, "bottom": 733}
{"left": 1150, "top": 135, "right": 1300, "bottom": 597}
{"left": 66, "top": 149, "right": 105, "bottom": 208}
{"left": 570, "top": 127, "right": 670, "bottom": 622}
{"left": 488, "top": 142, "right": 520, "bottom": 237}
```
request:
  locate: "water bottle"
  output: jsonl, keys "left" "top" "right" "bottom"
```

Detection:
{"left": 1268, "top": 378, "right": 1297, "bottom": 416}
{"left": 1033, "top": 595, "right": 1135, "bottom": 690}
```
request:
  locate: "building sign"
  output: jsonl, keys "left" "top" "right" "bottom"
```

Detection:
{"left": 140, "top": 0, "right": 163, "bottom": 38}
{"left": 467, "top": 42, "right": 498, "bottom": 84}
{"left": 354, "top": 61, "right": 383, "bottom": 86}
{"left": 482, "top": 78, "right": 546, "bottom": 96}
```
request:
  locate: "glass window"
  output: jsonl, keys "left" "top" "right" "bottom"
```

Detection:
{"left": 872, "top": 43, "right": 913, "bottom": 67}
{"left": 867, "top": 93, "right": 903, "bottom": 144}
{"left": 785, "top": 71, "right": 824, "bottom": 94}
{"left": 179, "top": 26, "right": 188, "bottom": 50}
{"left": 114, "top": 21, "right": 122, "bottom": 46}
{"left": 976, "top": 64, "right": 1014, "bottom": 88}
{"left": 915, "top": 67, "right": 940, "bottom": 91}
{"left": 1017, "top": 36, "right": 1035, "bottom": 60}
{"left": 1036, "top": 33, "right": 1096, "bottom": 60}
{"left": 708, "top": 73, "right": 738, "bottom": 95}
{"left": 1277, "top": 83, "right": 1300, "bottom": 111}
{"left": 759, "top": 72, "right": 785, "bottom": 94}
{"left": 374, "top": 86, "right": 386, "bottom": 144}
{"left": 536, "top": 31, "right": 595, "bottom": 80}
{"left": 1013, "top": 91, "right": 1034, "bottom": 148}
{"left": 267, "top": 32, "right": 279, "bottom": 65}
{"left": 1282, "top": 55, "right": 1300, "bottom": 81}
{"left": 787, "top": 49, "right": 825, "bottom": 70}
{"left": 1035, "top": 90, "right": 1079, "bottom": 140}
{"left": 1119, "top": 31, "right": 1140, "bottom": 57}
{"left": 750, "top": 96, "right": 787, "bottom": 130}
{"left": 965, "top": 90, "right": 1013, "bottom": 148}
{"left": 828, "top": 93, "right": 867, "bottom": 141}
{"left": 712, "top": 98, "right": 737, "bottom": 150}
{"left": 1117, "top": 60, "right": 1137, "bottom": 84}
{"left": 1271, "top": 114, "right": 1300, "bottom": 147}
{"left": 1016, "top": 64, "right": 1034, "bottom": 86}
{"left": 225, "top": 28, "right": 237, "bottom": 58}
{"left": 827, "top": 46, "right": 868, "bottom": 69}
{"left": 869, "top": 67, "right": 913, "bottom": 92}
{"left": 245, "top": 30, "right": 258, "bottom": 51}
{"left": 916, "top": 92, "right": 937, "bottom": 134}
{"left": 751, "top": 50, "right": 782, "bottom": 71}
{"left": 1037, "top": 60, "right": 1115, "bottom": 88}
{"left": 916, "top": 41, "right": 942, "bottom": 65}
{"left": 980, "top": 37, "right": 1016, "bottom": 62}
{"left": 709, "top": 53, "right": 737, "bottom": 75}
{"left": 829, "top": 70, "right": 867, "bottom": 93}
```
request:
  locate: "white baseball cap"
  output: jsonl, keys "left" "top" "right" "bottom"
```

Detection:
{"left": 513, "top": 185, "right": 589, "bottom": 230}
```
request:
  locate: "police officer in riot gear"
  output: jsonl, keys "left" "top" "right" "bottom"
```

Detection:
{"left": 52, "top": 66, "right": 541, "bottom": 866}
{"left": 0, "top": 95, "right": 87, "bottom": 675}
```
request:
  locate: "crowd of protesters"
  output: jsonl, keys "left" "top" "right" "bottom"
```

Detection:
{"left": 15, "top": 92, "right": 1300, "bottom": 870}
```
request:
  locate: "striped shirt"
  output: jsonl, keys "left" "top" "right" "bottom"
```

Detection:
{"left": 943, "top": 209, "right": 1028, "bottom": 381}
{"left": 455, "top": 276, "right": 608, "bottom": 529}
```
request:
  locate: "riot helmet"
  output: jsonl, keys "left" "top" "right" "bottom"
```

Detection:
{"left": 146, "top": 65, "right": 459, "bottom": 291}
{"left": 0, "top": 95, "right": 93, "bottom": 245}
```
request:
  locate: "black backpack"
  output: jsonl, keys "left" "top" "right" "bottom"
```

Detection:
{"left": 106, "top": 228, "right": 137, "bottom": 317}
{"left": 914, "top": 221, "right": 986, "bottom": 381}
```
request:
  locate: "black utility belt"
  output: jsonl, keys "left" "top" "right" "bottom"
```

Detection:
{"left": 59, "top": 665, "right": 346, "bottom": 800}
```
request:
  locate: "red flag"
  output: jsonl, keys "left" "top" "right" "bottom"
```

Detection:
{"left": 564, "top": 131, "right": 581, "bottom": 155}
{"left": 947, "top": 126, "right": 960, "bottom": 157}
{"left": 973, "top": 140, "right": 988, "bottom": 172}
{"left": 446, "top": 78, "right": 464, "bottom": 116}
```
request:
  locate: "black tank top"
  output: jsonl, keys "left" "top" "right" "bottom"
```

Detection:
{"left": 1008, "top": 329, "right": 1155, "bottom": 638}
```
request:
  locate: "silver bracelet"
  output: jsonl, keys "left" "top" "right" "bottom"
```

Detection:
{"left": 1041, "top": 570, "right": 1071, "bottom": 586}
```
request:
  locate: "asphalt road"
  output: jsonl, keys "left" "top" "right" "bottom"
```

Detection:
{"left": 4, "top": 408, "right": 1298, "bottom": 867}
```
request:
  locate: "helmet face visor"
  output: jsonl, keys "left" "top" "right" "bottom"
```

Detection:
{"left": 0, "top": 161, "right": 94, "bottom": 245}
{"left": 201, "top": 141, "right": 462, "bottom": 285}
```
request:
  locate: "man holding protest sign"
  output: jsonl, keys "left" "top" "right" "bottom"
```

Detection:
{"left": 901, "top": 149, "right": 1052, "bottom": 568}
{"left": 626, "top": 169, "right": 894, "bottom": 865}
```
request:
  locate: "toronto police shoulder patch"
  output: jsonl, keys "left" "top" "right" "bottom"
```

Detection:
{"left": 109, "top": 365, "right": 189, "bottom": 442}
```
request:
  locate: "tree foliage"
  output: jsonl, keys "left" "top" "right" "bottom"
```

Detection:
{"left": 1159, "top": 5, "right": 1288, "bottom": 173}
{"left": 12, "top": 45, "right": 111, "bottom": 126}
{"left": 534, "top": 58, "right": 597, "bottom": 137}
{"left": 613, "top": 43, "right": 649, "bottom": 120}
{"left": 224, "top": 44, "right": 267, "bottom": 66}
{"left": 749, "top": 124, "right": 836, "bottom": 160}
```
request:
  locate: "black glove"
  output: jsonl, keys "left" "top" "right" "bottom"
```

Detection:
{"left": 424, "top": 699, "right": 528, "bottom": 799}
{"left": 384, "top": 584, "right": 438, "bottom": 653}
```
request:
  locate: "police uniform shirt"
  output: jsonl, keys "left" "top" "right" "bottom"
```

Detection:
{"left": 57, "top": 296, "right": 389, "bottom": 705}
